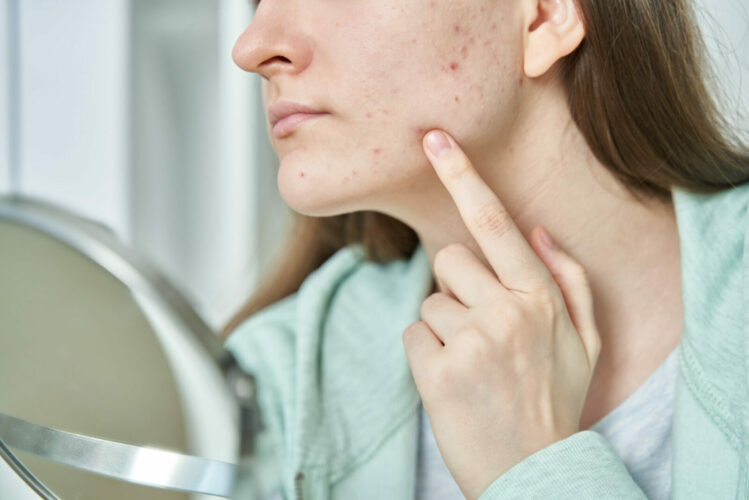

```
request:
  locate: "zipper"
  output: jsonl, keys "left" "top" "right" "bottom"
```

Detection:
{"left": 294, "top": 471, "right": 305, "bottom": 500}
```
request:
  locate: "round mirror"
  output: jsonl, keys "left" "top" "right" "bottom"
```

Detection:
{"left": 0, "top": 194, "right": 258, "bottom": 499}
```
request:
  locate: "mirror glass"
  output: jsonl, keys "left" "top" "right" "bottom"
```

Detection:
{"left": 0, "top": 196, "right": 247, "bottom": 500}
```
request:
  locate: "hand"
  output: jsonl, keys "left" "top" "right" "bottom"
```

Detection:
{"left": 401, "top": 130, "right": 602, "bottom": 500}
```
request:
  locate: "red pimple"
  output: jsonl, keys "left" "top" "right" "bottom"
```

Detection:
{"left": 342, "top": 176, "right": 350, "bottom": 183}
{"left": 454, "top": 24, "right": 461, "bottom": 33}
{"left": 300, "top": 172, "right": 305, "bottom": 178}
{"left": 491, "top": 23, "right": 497, "bottom": 30}
{"left": 366, "top": 112, "right": 372, "bottom": 118}
{"left": 450, "top": 62, "right": 459, "bottom": 71}
{"left": 372, "top": 148, "right": 381, "bottom": 155}
{"left": 460, "top": 45, "right": 468, "bottom": 57}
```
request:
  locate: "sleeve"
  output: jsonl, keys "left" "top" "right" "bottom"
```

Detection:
{"left": 231, "top": 414, "right": 285, "bottom": 500}
{"left": 225, "top": 330, "right": 293, "bottom": 499}
{"left": 477, "top": 430, "right": 649, "bottom": 500}
{"left": 224, "top": 297, "right": 300, "bottom": 500}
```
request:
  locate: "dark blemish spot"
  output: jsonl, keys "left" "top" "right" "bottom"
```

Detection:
{"left": 342, "top": 176, "right": 350, "bottom": 183}
{"left": 454, "top": 95, "right": 460, "bottom": 103}
{"left": 454, "top": 24, "right": 461, "bottom": 33}
{"left": 519, "top": 77, "right": 524, "bottom": 85}
{"left": 460, "top": 45, "right": 468, "bottom": 57}
{"left": 352, "top": 170, "right": 358, "bottom": 176}
{"left": 483, "top": 40, "right": 491, "bottom": 47}
{"left": 491, "top": 23, "right": 496, "bottom": 30}
{"left": 415, "top": 127, "right": 426, "bottom": 136}
{"left": 469, "top": 37, "right": 475, "bottom": 44}
{"left": 450, "top": 62, "right": 459, "bottom": 71}
{"left": 366, "top": 112, "right": 372, "bottom": 118}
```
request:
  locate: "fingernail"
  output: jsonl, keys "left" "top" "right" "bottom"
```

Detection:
{"left": 426, "top": 131, "right": 452, "bottom": 157}
{"left": 541, "top": 228, "right": 557, "bottom": 250}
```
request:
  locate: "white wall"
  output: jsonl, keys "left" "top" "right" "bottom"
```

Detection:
{"left": 129, "top": 0, "right": 290, "bottom": 331}
{"left": 213, "top": 0, "right": 291, "bottom": 330}
{"left": 0, "top": 0, "right": 11, "bottom": 193}
{"left": 16, "top": 0, "right": 131, "bottom": 240}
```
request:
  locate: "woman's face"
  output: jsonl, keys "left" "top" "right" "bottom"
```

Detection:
{"left": 233, "top": 0, "right": 526, "bottom": 217}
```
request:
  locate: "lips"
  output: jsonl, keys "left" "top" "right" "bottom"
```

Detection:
{"left": 267, "top": 100, "right": 328, "bottom": 139}
{"left": 273, "top": 113, "right": 327, "bottom": 138}
{"left": 268, "top": 100, "right": 327, "bottom": 127}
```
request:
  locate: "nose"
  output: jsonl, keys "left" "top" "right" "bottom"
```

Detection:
{"left": 231, "top": 4, "right": 314, "bottom": 80}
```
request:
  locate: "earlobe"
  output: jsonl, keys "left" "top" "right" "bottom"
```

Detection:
{"left": 522, "top": 0, "right": 585, "bottom": 78}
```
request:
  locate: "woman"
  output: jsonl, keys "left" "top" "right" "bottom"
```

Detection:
{"left": 223, "top": 0, "right": 749, "bottom": 498}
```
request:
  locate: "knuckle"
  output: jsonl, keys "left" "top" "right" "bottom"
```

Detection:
{"left": 566, "top": 260, "right": 590, "bottom": 286}
{"left": 444, "top": 159, "right": 470, "bottom": 179}
{"left": 419, "top": 293, "right": 441, "bottom": 317}
{"left": 499, "top": 305, "right": 525, "bottom": 332}
{"left": 403, "top": 321, "right": 424, "bottom": 339}
{"left": 473, "top": 202, "right": 513, "bottom": 239}
{"left": 434, "top": 243, "right": 467, "bottom": 274}
{"left": 456, "top": 329, "right": 491, "bottom": 362}
{"left": 569, "top": 259, "right": 588, "bottom": 278}
{"left": 534, "top": 286, "right": 561, "bottom": 313}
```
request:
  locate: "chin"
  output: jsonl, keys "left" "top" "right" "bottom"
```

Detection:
{"left": 276, "top": 157, "right": 364, "bottom": 218}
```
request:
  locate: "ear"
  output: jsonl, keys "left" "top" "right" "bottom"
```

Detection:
{"left": 521, "top": 0, "right": 585, "bottom": 78}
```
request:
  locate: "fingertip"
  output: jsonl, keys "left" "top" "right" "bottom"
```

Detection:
{"left": 425, "top": 130, "right": 453, "bottom": 157}
{"left": 539, "top": 227, "right": 558, "bottom": 251}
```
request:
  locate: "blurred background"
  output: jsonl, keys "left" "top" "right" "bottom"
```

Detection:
{"left": 0, "top": 0, "right": 747, "bottom": 334}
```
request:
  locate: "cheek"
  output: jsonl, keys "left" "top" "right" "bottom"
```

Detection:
{"left": 333, "top": 5, "right": 518, "bottom": 165}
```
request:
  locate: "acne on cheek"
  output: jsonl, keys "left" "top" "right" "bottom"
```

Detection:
{"left": 441, "top": 23, "right": 480, "bottom": 74}
{"left": 341, "top": 169, "right": 359, "bottom": 186}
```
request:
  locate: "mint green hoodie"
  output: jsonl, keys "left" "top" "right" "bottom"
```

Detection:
{"left": 225, "top": 184, "right": 749, "bottom": 499}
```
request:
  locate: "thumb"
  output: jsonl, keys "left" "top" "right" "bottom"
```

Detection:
{"left": 531, "top": 226, "right": 601, "bottom": 366}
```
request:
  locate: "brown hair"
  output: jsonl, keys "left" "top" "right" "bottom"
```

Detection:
{"left": 220, "top": 0, "right": 749, "bottom": 340}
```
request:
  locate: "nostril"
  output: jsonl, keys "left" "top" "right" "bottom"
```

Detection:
{"left": 265, "top": 55, "right": 292, "bottom": 64}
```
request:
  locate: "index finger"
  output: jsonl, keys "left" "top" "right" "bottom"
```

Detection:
{"left": 423, "top": 129, "right": 552, "bottom": 292}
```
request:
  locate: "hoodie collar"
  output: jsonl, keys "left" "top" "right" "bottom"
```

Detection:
{"left": 291, "top": 242, "right": 433, "bottom": 481}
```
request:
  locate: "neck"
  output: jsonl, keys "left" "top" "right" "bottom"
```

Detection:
{"left": 372, "top": 78, "right": 684, "bottom": 367}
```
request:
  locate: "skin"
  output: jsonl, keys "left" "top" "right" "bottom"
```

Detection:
{"left": 233, "top": 0, "right": 684, "bottom": 487}
{"left": 403, "top": 129, "right": 601, "bottom": 498}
